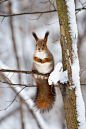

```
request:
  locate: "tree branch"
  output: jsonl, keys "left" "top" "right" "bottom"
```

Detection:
{"left": 0, "top": 80, "right": 86, "bottom": 88}
{"left": 40, "top": 0, "right": 56, "bottom": 10}
{"left": 0, "top": 10, "right": 57, "bottom": 17}
{"left": 75, "top": 6, "right": 86, "bottom": 14}
{"left": 0, "top": 80, "right": 37, "bottom": 87}
{"left": 0, "top": 7, "right": 86, "bottom": 18}
{"left": 0, "top": 69, "right": 47, "bottom": 77}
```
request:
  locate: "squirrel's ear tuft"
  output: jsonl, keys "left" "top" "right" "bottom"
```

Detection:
{"left": 32, "top": 32, "right": 38, "bottom": 42}
{"left": 44, "top": 31, "right": 49, "bottom": 42}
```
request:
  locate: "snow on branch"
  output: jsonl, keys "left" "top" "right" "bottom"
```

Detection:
{"left": 48, "top": 62, "right": 68, "bottom": 85}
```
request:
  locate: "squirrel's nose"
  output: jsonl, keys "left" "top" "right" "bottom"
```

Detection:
{"left": 38, "top": 48, "right": 40, "bottom": 50}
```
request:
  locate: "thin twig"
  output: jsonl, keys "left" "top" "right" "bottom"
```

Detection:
{"left": 1, "top": 17, "right": 5, "bottom": 24}
{"left": 49, "top": 0, "right": 56, "bottom": 10}
{"left": 79, "top": 0, "right": 86, "bottom": 6}
{"left": 0, "top": 80, "right": 36, "bottom": 87}
{"left": 44, "top": 20, "right": 58, "bottom": 25}
{"left": 0, "top": 86, "right": 26, "bottom": 111}
{"left": 6, "top": 97, "right": 30, "bottom": 103}
{"left": 28, "top": 13, "right": 42, "bottom": 20}
{"left": 40, "top": 0, "right": 56, "bottom": 10}
{"left": 80, "top": 68, "right": 86, "bottom": 76}
{"left": 75, "top": 6, "right": 86, "bottom": 11}
{"left": 75, "top": 6, "right": 86, "bottom": 14}
{"left": 52, "top": 38, "right": 60, "bottom": 43}
{"left": 0, "top": 79, "right": 86, "bottom": 88}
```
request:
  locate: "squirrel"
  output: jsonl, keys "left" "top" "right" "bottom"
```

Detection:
{"left": 31, "top": 31, "right": 55, "bottom": 112}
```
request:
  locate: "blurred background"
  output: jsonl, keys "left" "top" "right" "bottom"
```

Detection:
{"left": 0, "top": 0, "right": 86, "bottom": 129}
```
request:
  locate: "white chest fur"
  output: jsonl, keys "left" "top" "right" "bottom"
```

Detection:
{"left": 35, "top": 51, "right": 47, "bottom": 60}
{"left": 35, "top": 62, "right": 52, "bottom": 74}
{"left": 34, "top": 51, "right": 53, "bottom": 74}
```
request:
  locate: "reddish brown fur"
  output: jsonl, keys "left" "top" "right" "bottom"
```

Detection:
{"left": 33, "top": 55, "right": 52, "bottom": 63}
{"left": 44, "top": 31, "right": 49, "bottom": 42}
{"left": 42, "top": 56, "right": 52, "bottom": 63}
{"left": 33, "top": 55, "right": 42, "bottom": 63}
{"left": 35, "top": 78, "right": 55, "bottom": 112}
{"left": 32, "top": 32, "right": 38, "bottom": 42}
{"left": 32, "top": 31, "right": 55, "bottom": 112}
{"left": 35, "top": 39, "right": 48, "bottom": 52}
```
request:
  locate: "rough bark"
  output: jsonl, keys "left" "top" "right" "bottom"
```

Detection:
{"left": 56, "top": 0, "right": 79, "bottom": 128}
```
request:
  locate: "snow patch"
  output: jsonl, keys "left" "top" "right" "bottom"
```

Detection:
{"left": 48, "top": 62, "right": 68, "bottom": 85}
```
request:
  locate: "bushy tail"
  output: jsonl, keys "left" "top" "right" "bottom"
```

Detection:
{"left": 34, "top": 79, "right": 55, "bottom": 113}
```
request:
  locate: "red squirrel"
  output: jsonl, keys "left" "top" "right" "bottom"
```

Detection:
{"left": 32, "top": 31, "right": 55, "bottom": 112}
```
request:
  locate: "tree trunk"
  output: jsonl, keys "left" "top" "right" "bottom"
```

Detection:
{"left": 56, "top": 0, "right": 80, "bottom": 128}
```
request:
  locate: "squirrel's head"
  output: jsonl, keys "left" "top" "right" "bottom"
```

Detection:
{"left": 32, "top": 31, "right": 49, "bottom": 52}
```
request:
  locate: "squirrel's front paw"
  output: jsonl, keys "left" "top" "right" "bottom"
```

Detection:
{"left": 32, "top": 70, "right": 38, "bottom": 78}
{"left": 37, "top": 58, "right": 42, "bottom": 63}
{"left": 34, "top": 56, "right": 42, "bottom": 63}
{"left": 42, "top": 58, "right": 47, "bottom": 63}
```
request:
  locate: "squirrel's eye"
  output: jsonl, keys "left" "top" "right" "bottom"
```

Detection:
{"left": 36, "top": 44, "right": 37, "bottom": 46}
{"left": 43, "top": 44, "right": 45, "bottom": 46}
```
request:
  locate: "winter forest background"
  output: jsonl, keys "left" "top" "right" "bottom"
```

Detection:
{"left": 0, "top": 0, "right": 86, "bottom": 129}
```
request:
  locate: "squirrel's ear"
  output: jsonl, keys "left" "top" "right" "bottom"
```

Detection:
{"left": 44, "top": 31, "right": 49, "bottom": 42}
{"left": 32, "top": 32, "right": 38, "bottom": 42}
